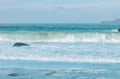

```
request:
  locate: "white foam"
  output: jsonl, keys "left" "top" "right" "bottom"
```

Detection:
{"left": 112, "top": 29, "right": 118, "bottom": 32}
{"left": 0, "top": 55, "right": 120, "bottom": 63}
{"left": 0, "top": 33, "right": 120, "bottom": 43}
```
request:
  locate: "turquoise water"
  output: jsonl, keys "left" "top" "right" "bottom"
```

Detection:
{"left": 0, "top": 23, "right": 120, "bottom": 79}
{"left": 0, "top": 23, "right": 119, "bottom": 33}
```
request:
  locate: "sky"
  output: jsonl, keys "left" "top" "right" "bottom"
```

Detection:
{"left": 0, "top": 0, "right": 120, "bottom": 23}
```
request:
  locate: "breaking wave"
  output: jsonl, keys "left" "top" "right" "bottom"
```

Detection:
{"left": 0, "top": 32, "right": 120, "bottom": 43}
{"left": 1, "top": 54, "right": 120, "bottom": 63}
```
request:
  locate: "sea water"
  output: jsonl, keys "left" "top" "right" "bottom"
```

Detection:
{"left": 0, "top": 23, "right": 120, "bottom": 79}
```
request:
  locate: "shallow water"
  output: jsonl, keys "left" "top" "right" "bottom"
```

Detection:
{"left": 0, "top": 60, "right": 120, "bottom": 79}
{"left": 0, "top": 23, "right": 120, "bottom": 79}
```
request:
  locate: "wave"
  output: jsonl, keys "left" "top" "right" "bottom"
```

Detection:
{"left": 1, "top": 55, "right": 120, "bottom": 63}
{"left": 0, "top": 32, "right": 120, "bottom": 43}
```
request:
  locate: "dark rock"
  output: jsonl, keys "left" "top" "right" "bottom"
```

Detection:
{"left": 13, "top": 42, "right": 30, "bottom": 47}
{"left": 118, "top": 28, "right": 120, "bottom": 32}
{"left": 8, "top": 73, "right": 18, "bottom": 76}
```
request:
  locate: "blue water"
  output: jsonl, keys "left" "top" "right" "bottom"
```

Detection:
{"left": 0, "top": 23, "right": 119, "bottom": 33}
{"left": 0, "top": 23, "right": 120, "bottom": 79}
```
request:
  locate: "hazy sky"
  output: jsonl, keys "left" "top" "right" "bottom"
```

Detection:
{"left": 0, "top": 0, "right": 120, "bottom": 23}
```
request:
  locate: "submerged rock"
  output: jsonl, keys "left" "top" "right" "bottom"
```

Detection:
{"left": 8, "top": 73, "right": 18, "bottom": 76}
{"left": 45, "top": 71, "right": 56, "bottom": 75}
{"left": 13, "top": 42, "right": 30, "bottom": 47}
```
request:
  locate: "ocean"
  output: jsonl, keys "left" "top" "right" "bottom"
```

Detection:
{"left": 0, "top": 23, "right": 120, "bottom": 79}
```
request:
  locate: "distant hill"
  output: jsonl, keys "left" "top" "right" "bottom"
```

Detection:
{"left": 101, "top": 19, "right": 120, "bottom": 24}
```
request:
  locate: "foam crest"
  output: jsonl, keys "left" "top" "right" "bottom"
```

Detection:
{"left": 0, "top": 32, "right": 120, "bottom": 43}
{"left": 1, "top": 55, "right": 120, "bottom": 63}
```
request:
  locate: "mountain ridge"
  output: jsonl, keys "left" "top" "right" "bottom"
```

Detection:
{"left": 101, "top": 19, "right": 120, "bottom": 24}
